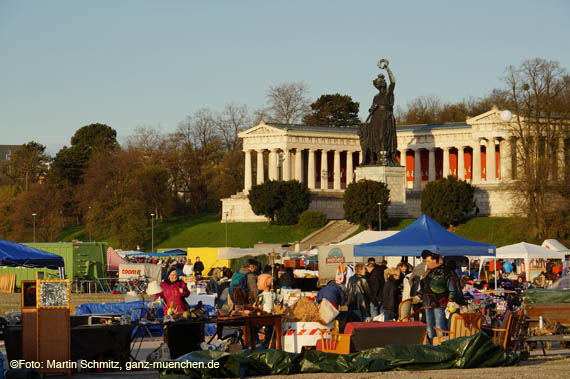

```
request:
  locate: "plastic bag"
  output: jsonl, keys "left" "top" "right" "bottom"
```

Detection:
{"left": 319, "top": 298, "right": 339, "bottom": 324}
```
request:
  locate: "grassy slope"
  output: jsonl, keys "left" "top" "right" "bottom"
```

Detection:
{"left": 57, "top": 213, "right": 319, "bottom": 249}
{"left": 57, "top": 212, "right": 539, "bottom": 250}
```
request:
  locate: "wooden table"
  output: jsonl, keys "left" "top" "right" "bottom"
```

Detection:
{"left": 216, "top": 314, "right": 283, "bottom": 350}
{"left": 243, "top": 314, "right": 283, "bottom": 350}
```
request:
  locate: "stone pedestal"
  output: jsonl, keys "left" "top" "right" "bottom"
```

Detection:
{"left": 355, "top": 165, "right": 408, "bottom": 218}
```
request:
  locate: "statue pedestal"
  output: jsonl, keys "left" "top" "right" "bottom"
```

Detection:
{"left": 355, "top": 165, "right": 408, "bottom": 218}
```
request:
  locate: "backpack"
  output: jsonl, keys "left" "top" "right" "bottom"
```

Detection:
{"left": 230, "top": 271, "right": 250, "bottom": 304}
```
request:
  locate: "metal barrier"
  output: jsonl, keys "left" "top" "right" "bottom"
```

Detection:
{"left": 70, "top": 277, "right": 151, "bottom": 294}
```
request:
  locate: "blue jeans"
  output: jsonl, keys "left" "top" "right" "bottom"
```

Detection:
{"left": 370, "top": 303, "right": 380, "bottom": 318}
{"left": 425, "top": 307, "right": 447, "bottom": 343}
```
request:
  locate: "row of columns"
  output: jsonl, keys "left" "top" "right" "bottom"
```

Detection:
{"left": 244, "top": 137, "right": 516, "bottom": 192}
{"left": 407, "top": 137, "right": 505, "bottom": 190}
{"left": 244, "top": 148, "right": 360, "bottom": 192}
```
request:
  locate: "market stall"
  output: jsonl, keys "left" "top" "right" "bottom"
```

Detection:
{"left": 354, "top": 215, "right": 496, "bottom": 258}
{"left": 478, "top": 242, "right": 565, "bottom": 282}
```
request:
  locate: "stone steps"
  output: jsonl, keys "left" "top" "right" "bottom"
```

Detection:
{"left": 299, "top": 220, "right": 359, "bottom": 250}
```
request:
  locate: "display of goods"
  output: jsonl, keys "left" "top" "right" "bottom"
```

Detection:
{"left": 282, "top": 296, "right": 324, "bottom": 324}
{"left": 284, "top": 260, "right": 302, "bottom": 269}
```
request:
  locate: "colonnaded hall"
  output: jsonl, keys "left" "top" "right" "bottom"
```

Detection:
{"left": 222, "top": 107, "right": 569, "bottom": 222}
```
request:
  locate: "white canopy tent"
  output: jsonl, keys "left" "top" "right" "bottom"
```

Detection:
{"left": 479, "top": 242, "right": 566, "bottom": 280}
{"left": 217, "top": 247, "right": 290, "bottom": 260}
{"left": 542, "top": 239, "right": 570, "bottom": 254}
{"left": 333, "top": 231, "right": 399, "bottom": 245}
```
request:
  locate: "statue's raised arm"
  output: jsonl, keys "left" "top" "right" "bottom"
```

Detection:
{"left": 378, "top": 59, "right": 395, "bottom": 91}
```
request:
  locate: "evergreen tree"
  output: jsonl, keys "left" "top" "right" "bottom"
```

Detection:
{"left": 343, "top": 179, "right": 390, "bottom": 229}
{"left": 421, "top": 176, "right": 476, "bottom": 226}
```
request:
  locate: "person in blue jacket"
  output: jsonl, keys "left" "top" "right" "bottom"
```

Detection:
{"left": 316, "top": 281, "right": 345, "bottom": 309}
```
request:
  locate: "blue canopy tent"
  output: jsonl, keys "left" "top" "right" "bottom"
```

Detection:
{"left": 0, "top": 239, "right": 65, "bottom": 277}
{"left": 354, "top": 215, "right": 496, "bottom": 257}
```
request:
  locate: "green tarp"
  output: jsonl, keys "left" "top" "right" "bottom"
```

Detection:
{"left": 524, "top": 288, "right": 570, "bottom": 304}
{"left": 158, "top": 333, "right": 518, "bottom": 378}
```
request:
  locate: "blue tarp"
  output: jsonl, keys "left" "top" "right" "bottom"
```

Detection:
{"left": 74, "top": 300, "right": 158, "bottom": 320}
{"left": 126, "top": 249, "right": 187, "bottom": 257}
{"left": 354, "top": 215, "right": 496, "bottom": 257}
{"left": 74, "top": 301, "right": 217, "bottom": 336}
{"left": 0, "top": 238, "right": 65, "bottom": 269}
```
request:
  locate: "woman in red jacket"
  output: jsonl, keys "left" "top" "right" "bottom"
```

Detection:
{"left": 156, "top": 266, "right": 190, "bottom": 315}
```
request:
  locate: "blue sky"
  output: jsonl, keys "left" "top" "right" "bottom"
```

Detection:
{"left": 1, "top": 1, "right": 569, "bottom": 155}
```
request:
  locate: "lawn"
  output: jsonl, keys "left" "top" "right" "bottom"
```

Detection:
{"left": 339, "top": 216, "right": 538, "bottom": 247}
{"left": 58, "top": 213, "right": 320, "bottom": 250}
{"left": 57, "top": 212, "right": 543, "bottom": 250}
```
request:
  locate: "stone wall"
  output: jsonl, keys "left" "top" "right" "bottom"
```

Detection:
{"left": 221, "top": 192, "right": 266, "bottom": 223}
{"left": 222, "top": 184, "right": 522, "bottom": 222}
{"left": 308, "top": 191, "right": 345, "bottom": 219}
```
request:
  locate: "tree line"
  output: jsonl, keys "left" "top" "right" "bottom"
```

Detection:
{"left": 1, "top": 58, "right": 568, "bottom": 248}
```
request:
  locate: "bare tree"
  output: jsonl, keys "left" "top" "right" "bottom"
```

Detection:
{"left": 215, "top": 103, "right": 250, "bottom": 151}
{"left": 265, "top": 82, "right": 311, "bottom": 124}
{"left": 503, "top": 58, "right": 570, "bottom": 239}
{"left": 399, "top": 95, "right": 442, "bottom": 124}
{"left": 177, "top": 108, "right": 217, "bottom": 149}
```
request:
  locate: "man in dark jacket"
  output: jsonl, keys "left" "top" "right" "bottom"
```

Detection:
{"left": 418, "top": 250, "right": 458, "bottom": 344}
{"left": 380, "top": 268, "right": 401, "bottom": 321}
{"left": 365, "top": 263, "right": 385, "bottom": 317}
{"left": 347, "top": 263, "right": 379, "bottom": 321}
{"left": 193, "top": 257, "right": 205, "bottom": 278}
{"left": 279, "top": 267, "right": 295, "bottom": 288}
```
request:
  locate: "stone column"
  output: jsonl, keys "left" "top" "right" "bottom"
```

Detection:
{"left": 321, "top": 150, "right": 328, "bottom": 189}
{"left": 346, "top": 151, "right": 354, "bottom": 185}
{"left": 442, "top": 147, "right": 450, "bottom": 178}
{"left": 244, "top": 150, "right": 252, "bottom": 192}
{"left": 268, "top": 149, "right": 277, "bottom": 180}
{"left": 295, "top": 149, "right": 303, "bottom": 183}
{"left": 307, "top": 149, "right": 316, "bottom": 189}
{"left": 413, "top": 149, "right": 421, "bottom": 190}
{"left": 282, "top": 149, "right": 290, "bottom": 181}
{"left": 333, "top": 150, "right": 341, "bottom": 190}
{"left": 472, "top": 142, "right": 481, "bottom": 184}
{"left": 358, "top": 150, "right": 363, "bottom": 164}
{"left": 500, "top": 139, "right": 510, "bottom": 181}
{"left": 487, "top": 138, "right": 496, "bottom": 182}
{"left": 428, "top": 148, "right": 436, "bottom": 182}
{"left": 256, "top": 150, "right": 264, "bottom": 185}
{"left": 458, "top": 147, "right": 465, "bottom": 180}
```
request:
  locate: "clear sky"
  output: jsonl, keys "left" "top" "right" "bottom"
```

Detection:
{"left": 1, "top": 1, "right": 569, "bottom": 155}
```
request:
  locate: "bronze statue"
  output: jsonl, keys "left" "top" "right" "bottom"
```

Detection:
{"left": 359, "top": 59, "right": 399, "bottom": 166}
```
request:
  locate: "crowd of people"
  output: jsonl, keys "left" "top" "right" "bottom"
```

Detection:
{"left": 315, "top": 250, "right": 545, "bottom": 344}
{"left": 152, "top": 251, "right": 566, "bottom": 345}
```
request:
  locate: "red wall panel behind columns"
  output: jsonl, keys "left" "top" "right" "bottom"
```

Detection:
{"left": 495, "top": 145, "right": 501, "bottom": 179}
{"left": 464, "top": 147, "right": 472, "bottom": 179}
{"left": 449, "top": 148, "right": 458, "bottom": 178}
{"left": 435, "top": 149, "right": 443, "bottom": 179}
{"left": 406, "top": 151, "right": 414, "bottom": 182}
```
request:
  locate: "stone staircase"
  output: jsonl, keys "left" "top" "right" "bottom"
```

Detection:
{"left": 299, "top": 220, "right": 359, "bottom": 250}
